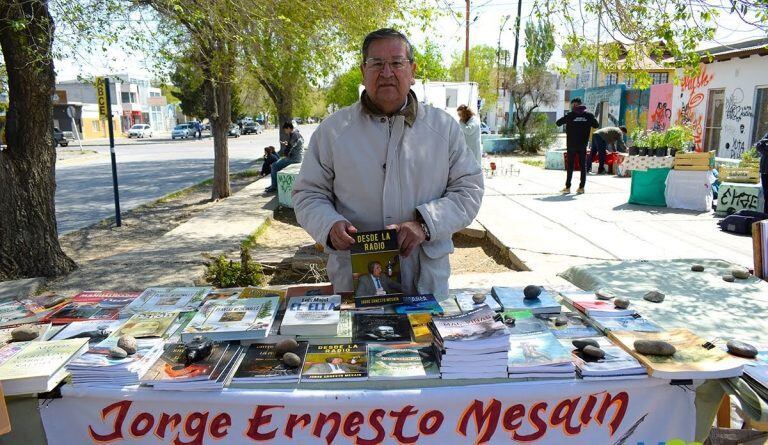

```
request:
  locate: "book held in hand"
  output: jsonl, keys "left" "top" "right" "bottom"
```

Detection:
{"left": 368, "top": 343, "right": 440, "bottom": 380}
{"left": 301, "top": 343, "right": 368, "bottom": 381}
{"left": 491, "top": 287, "right": 561, "bottom": 314}
{"left": 350, "top": 229, "right": 402, "bottom": 298}
{"left": 281, "top": 295, "right": 341, "bottom": 336}
{"left": 0, "top": 338, "right": 89, "bottom": 395}
{"left": 352, "top": 313, "right": 412, "bottom": 343}
{"left": 181, "top": 297, "right": 279, "bottom": 342}
{"left": 230, "top": 342, "right": 309, "bottom": 384}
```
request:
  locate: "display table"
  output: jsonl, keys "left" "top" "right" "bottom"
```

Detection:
{"left": 716, "top": 182, "right": 764, "bottom": 216}
{"left": 39, "top": 378, "right": 696, "bottom": 445}
{"left": 629, "top": 167, "right": 671, "bottom": 207}
{"left": 665, "top": 169, "right": 715, "bottom": 212}
{"left": 622, "top": 154, "right": 675, "bottom": 172}
{"left": 276, "top": 163, "right": 302, "bottom": 208}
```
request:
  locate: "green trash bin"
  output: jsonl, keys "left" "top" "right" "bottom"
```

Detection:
{"left": 628, "top": 167, "right": 670, "bottom": 207}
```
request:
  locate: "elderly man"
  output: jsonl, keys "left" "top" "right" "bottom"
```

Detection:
{"left": 292, "top": 28, "right": 484, "bottom": 298}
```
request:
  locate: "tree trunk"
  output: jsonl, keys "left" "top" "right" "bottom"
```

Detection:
{"left": 208, "top": 78, "right": 232, "bottom": 200}
{"left": 275, "top": 93, "right": 294, "bottom": 149}
{"left": 0, "top": 0, "right": 77, "bottom": 280}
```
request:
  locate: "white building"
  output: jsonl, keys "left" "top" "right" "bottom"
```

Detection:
{"left": 359, "top": 80, "right": 479, "bottom": 123}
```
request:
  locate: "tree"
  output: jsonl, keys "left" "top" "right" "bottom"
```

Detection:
{"left": 524, "top": 20, "right": 555, "bottom": 69}
{"left": 0, "top": 0, "right": 77, "bottom": 279}
{"left": 449, "top": 45, "right": 499, "bottom": 113}
{"left": 413, "top": 41, "right": 449, "bottom": 80}
{"left": 508, "top": 68, "right": 558, "bottom": 153}
{"left": 326, "top": 67, "right": 363, "bottom": 109}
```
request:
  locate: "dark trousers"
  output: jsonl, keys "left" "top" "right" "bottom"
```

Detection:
{"left": 591, "top": 134, "right": 608, "bottom": 173}
{"left": 565, "top": 148, "right": 587, "bottom": 188}
{"left": 762, "top": 173, "right": 768, "bottom": 213}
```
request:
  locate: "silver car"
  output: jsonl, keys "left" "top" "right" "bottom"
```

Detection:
{"left": 127, "top": 124, "right": 152, "bottom": 138}
{"left": 171, "top": 124, "right": 193, "bottom": 139}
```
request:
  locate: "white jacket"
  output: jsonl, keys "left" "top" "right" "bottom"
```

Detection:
{"left": 292, "top": 99, "right": 484, "bottom": 298}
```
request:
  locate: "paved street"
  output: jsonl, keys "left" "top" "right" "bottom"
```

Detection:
{"left": 476, "top": 158, "right": 752, "bottom": 275}
{"left": 55, "top": 125, "right": 317, "bottom": 234}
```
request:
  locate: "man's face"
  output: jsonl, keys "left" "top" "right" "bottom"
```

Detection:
{"left": 282, "top": 127, "right": 291, "bottom": 135}
{"left": 361, "top": 38, "right": 416, "bottom": 114}
{"left": 372, "top": 263, "right": 382, "bottom": 276}
{"left": 331, "top": 358, "right": 343, "bottom": 365}
{"left": 571, "top": 101, "right": 580, "bottom": 111}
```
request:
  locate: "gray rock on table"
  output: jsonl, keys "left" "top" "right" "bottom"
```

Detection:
{"left": 109, "top": 347, "right": 128, "bottom": 359}
{"left": 634, "top": 339, "right": 676, "bottom": 356}
{"left": 523, "top": 285, "right": 541, "bottom": 300}
{"left": 731, "top": 268, "right": 750, "bottom": 280}
{"left": 554, "top": 315, "right": 568, "bottom": 326}
{"left": 117, "top": 335, "right": 138, "bottom": 355}
{"left": 572, "top": 339, "right": 599, "bottom": 350}
{"left": 643, "top": 291, "right": 665, "bottom": 303}
{"left": 614, "top": 297, "right": 630, "bottom": 309}
{"left": 582, "top": 345, "right": 605, "bottom": 359}
{"left": 722, "top": 275, "right": 736, "bottom": 283}
{"left": 275, "top": 338, "right": 299, "bottom": 356}
{"left": 691, "top": 264, "right": 705, "bottom": 272}
{"left": 472, "top": 293, "right": 486, "bottom": 304}
{"left": 726, "top": 340, "right": 758, "bottom": 358}
{"left": 282, "top": 352, "right": 302, "bottom": 368}
{"left": 10, "top": 325, "right": 39, "bottom": 342}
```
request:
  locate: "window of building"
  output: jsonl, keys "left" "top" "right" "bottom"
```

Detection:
{"left": 121, "top": 92, "right": 130, "bottom": 103}
{"left": 753, "top": 87, "right": 768, "bottom": 146}
{"left": 704, "top": 89, "right": 725, "bottom": 151}
{"left": 445, "top": 88, "right": 458, "bottom": 108}
{"left": 605, "top": 73, "right": 618, "bottom": 86}
{"left": 150, "top": 91, "right": 161, "bottom": 97}
{"left": 625, "top": 76, "right": 636, "bottom": 89}
{"left": 650, "top": 72, "right": 669, "bottom": 85}
{"left": 130, "top": 92, "right": 138, "bottom": 103}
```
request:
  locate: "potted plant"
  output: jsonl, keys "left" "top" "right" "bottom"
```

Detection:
{"left": 646, "top": 131, "right": 661, "bottom": 156}
{"left": 665, "top": 125, "right": 694, "bottom": 157}
{"left": 630, "top": 129, "right": 647, "bottom": 156}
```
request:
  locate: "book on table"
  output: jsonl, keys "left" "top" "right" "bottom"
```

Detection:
{"left": 121, "top": 287, "right": 212, "bottom": 317}
{"left": 350, "top": 229, "right": 402, "bottom": 298}
{"left": 296, "top": 311, "right": 352, "bottom": 345}
{"left": 498, "top": 309, "right": 548, "bottom": 335}
{"left": 67, "top": 339, "right": 165, "bottom": 387}
{"left": 284, "top": 284, "right": 335, "bottom": 299}
{"left": 608, "top": 328, "right": 745, "bottom": 380}
{"left": 367, "top": 343, "right": 440, "bottom": 380}
{"left": 352, "top": 313, "right": 412, "bottom": 343}
{"left": 300, "top": 343, "right": 368, "bottom": 382}
{"left": 0, "top": 298, "right": 45, "bottom": 325}
{"left": 491, "top": 286, "right": 561, "bottom": 314}
{"left": 560, "top": 291, "right": 636, "bottom": 317}
{"left": 537, "top": 311, "right": 600, "bottom": 338}
{"left": 49, "top": 319, "right": 126, "bottom": 348}
{"left": 181, "top": 297, "right": 279, "bottom": 342}
{"left": 742, "top": 344, "right": 768, "bottom": 395}
{"left": 280, "top": 295, "right": 341, "bottom": 336}
{"left": 43, "top": 291, "right": 140, "bottom": 324}
{"left": 354, "top": 294, "right": 444, "bottom": 315}
{"left": 454, "top": 292, "right": 502, "bottom": 312}
{"left": 230, "top": 342, "right": 309, "bottom": 384}
{"left": 0, "top": 323, "right": 53, "bottom": 346}
{"left": 140, "top": 341, "right": 242, "bottom": 390}
{"left": 562, "top": 337, "right": 647, "bottom": 380}
{"left": 94, "top": 311, "right": 179, "bottom": 351}
{"left": 407, "top": 313, "right": 434, "bottom": 343}
{"left": 507, "top": 331, "right": 575, "bottom": 379}
{"left": 0, "top": 338, "right": 88, "bottom": 395}
{"left": 590, "top": 315, "right": 662, "bottom": 333}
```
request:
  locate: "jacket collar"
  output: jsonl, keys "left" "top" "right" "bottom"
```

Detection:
{"left": 360, "top": 89, "right": 418, "bottom": 127}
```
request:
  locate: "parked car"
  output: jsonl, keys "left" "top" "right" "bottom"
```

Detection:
{"left": 53, "top": 127, "right": 70, "bottom": 147}
{"left": 171, "top": 124, "right": 194, "bottom": 139}
{"left": 242, "top": 121, "right": 263, "bottom": 135}
{"left": 127, "top": 124, "right": 153, "bottom": 138}
{"left": 480, "top": 122, "right": 491, "bottom": 134}
{"left": 228, "top": 124, "right": 241, "bottom": 137}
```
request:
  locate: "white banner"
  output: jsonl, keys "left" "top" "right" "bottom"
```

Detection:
{"left": 40, "top": 379, "right": 695, "bottom": 444}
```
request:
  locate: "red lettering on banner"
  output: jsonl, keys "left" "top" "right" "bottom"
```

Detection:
{"left": 89, "top": 400, "right": 132, "bottom": 443}
{"left": 551, "top": 398, "right": 582, "bottom": 436}
{"left": 155, "top": 413, "right": 182, "bottom": 440}
{"left": 342, "top": 411, "right": 365, "bottom": 438}
{"left": 312, "top": 412, "right": 342, "bottom": 444}
{"left": 419, "top": 410, "right": 444, "bottom": 435}
{"left": 357, "top": 409, "right": 387, "bottom": 445}
{"left": 456, "top": 398, "right": 501, "bottom": 444}
{"left": 513, "top": 402, "right": 548, "bottom": 442}
{"left": 129, "top": 412, "right": 154, "bottom": 437}
{"left": 579, "top": 394, "right": 598, "bottom": 426}
{"left": 596, "top": 392, "right": 629, "bottom": 435}
{"left": 389, "top": 405, "right": 420, "bottom": 443}
{"left": 175, "top": 412, "right": 209, "bottom": 445}
{"left": 210, "top": 413, "right": 231, "bottom": 439}
{"left": 284, "top": 413, "right": 311, "bottom": 438}
{"left": 245, "top": 405, "right": 283, "bottom": 441}
{"left": 502, "top": 404, "right": 525, "bottom": 434}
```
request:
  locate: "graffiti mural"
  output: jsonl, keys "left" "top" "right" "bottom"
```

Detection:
{"left": 676, "top": 66, "right": 714, "bottom": 152}
{"left": 647, "top": 83, "right": 673, "bottom": 131}
{"left": 720, "top": 87, "right": 754, "bottom": 159}
{"left": 584, "top": 85, "right": 624, "bottom": 126}
{"left": 623, "top": 89, "right": 650, "bottom": 137}
{"left": 717, "top": 183, "right": 763, "bottom": 216}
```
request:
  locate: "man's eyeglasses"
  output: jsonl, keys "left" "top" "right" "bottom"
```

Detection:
{"left": 364, "top": 57, "right": 413, "bottom": 72}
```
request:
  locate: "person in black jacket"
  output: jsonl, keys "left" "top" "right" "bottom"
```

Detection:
{"left": 259, "top": 146, "right": 279, "bottom": 178}
{"left": 757, "top": 132, "right": 768, "bottom": 213}
{"left": 555, "top": 98, "right": 599, "bottom": 194}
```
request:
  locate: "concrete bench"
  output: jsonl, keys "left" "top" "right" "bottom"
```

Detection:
{"left": 276, "top": 163, "right": 302, "bottom": 208}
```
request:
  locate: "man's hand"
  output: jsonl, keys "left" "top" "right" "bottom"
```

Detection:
{"left": 389, "top": 221, "right": 426, "bottom": 258}
{"left": 329, "top": 221, "right": 357, "bottom": 250}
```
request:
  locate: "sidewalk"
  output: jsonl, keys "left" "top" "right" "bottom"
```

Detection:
{"left": 476, "top": 159, "right": 753, "bottom": 276}
{"left": 48, "top": 176, "right": 277, "bottom": 293}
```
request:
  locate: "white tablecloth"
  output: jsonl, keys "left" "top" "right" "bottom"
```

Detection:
{"left": 622, "top": 154, "right": 675, "bottom": 172}
{"left": 664, "top": 169, "right": 714, "bottom": 211}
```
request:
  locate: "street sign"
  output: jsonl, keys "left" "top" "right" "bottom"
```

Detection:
{"left": 95, "top": 77, "right": 108, "bottom": 120}
{"left": 66, "top": 105, "right": 75, "bottom": 119}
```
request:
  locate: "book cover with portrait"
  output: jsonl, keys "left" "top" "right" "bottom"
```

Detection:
{"left": 350, "top": 229, "right": 402, "bottom": 298}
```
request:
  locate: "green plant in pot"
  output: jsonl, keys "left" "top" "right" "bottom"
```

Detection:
{"left": 646, "top": 131, "right": 661, "bottom": 156}
{"left": 630, "top": 129, "right": 647, "bottom": 156}
{"left": 665, "top": 125, "right": 694, "bottom": 157}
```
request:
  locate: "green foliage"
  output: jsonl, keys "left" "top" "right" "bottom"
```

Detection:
{"left": 508, "top": 68, "right": 558, "bottom": 153}
{"left": 741, "top": 146, "right": 759, "bottom": 166}
{"left": 663, "top": 125, "right": 694, "bottom": 151}
{"left": 521, "top": 158, "right": 544, "bottom": 168}
{"left": 169, "top": 57, "right": 242, "bottom": 121}
{"left": 413, "top": 41, "right": 449, "bottom": 80}
{"left": 205, "top": 246, "right": 265, "bottom": 288}
{"left": 524, "top": 20, "right": 555, "bottom": 69}
{"left": 449, "top": 45, "right": 500, "bottom": 112}
{"left": 326, "top": 67, "right": 363, "bottom": 108}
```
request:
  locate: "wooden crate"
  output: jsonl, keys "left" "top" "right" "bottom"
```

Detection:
{"left": 719, "top": 166, "right": 760, "bottom": 183}
{"left": 674, "top": 151, "right": 714, "bottom": 170}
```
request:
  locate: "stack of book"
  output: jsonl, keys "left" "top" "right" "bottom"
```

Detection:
{"left": 0, "top": 338, "right": 89, "bottom": 395}
{"left": 140, "top": 341, "right": 242, "bottom": 390}
{"left": 565, "top": 337, "right": 647, "bottom": 380}
{"left": 507, "top": 331, "right": 575, "bottom": 379}
{"left": 300, "top": 343, "right": 368, "bottom": 382}
{"left": 368, "top": 343, "right": 440, "bottom": 380}
{"left": 44, "top": 291, "right": 140, "bottom": 324}
{"left": 180, "top": 297, "right": 279, "bottom": 341}
{"left": 229, "top": 342, "right": 309, "bottom": 385}
{"left": 432, "top": 306, "right": 510, "bottom": 379}
{"left": 67, "top": 339, "right": 165, "bottom": 387}
{"left": 280, "top": 295, "right": 341, "bottom": 337}
{"left": 120, "top": 287, "right": 211, "bottom": 317}
{"left": 491, "top": 286, "right": 561, "bottom": 315}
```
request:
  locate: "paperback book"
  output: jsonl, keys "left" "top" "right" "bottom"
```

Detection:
{"left": 230, "top": 342, "right": 309, "bottom": 384}
{"left": 68, "top": 339, "right": 164, "bottom": 387}
{"left": 407, "top": 313, "right": 434, "bottom": 343}
{"left": 296, "top": 311, "right": 352, "bottom": 345}
{"left": 281, "top": 295, "right": 341, "bottom": 336}
{"left": 352, "top": 313, "right": 412, "bottom": 343}
{"left": 431, "top": 306, "right": 509, "bottom": 348}
{"left": 141, "top": 341, "right": 241, "bottom": 390}
{"left": 300, "top": 343, "right": 368, "bottom": 381}
{"left": 590, "top": 315, "right": 662, "bottom": 333}
{"left": 350, "top": 229, "right": 402, "bottom": 297}
{"left": 181, "top": 297, "right": 279, "bottom": 342}
{"left": 0, "top": 338, "right": 89, "bottom": 395}
{"left": 368, "top": 343, "right": 440, "bottom": 380}
{"left": 498, "top": 309, "right": 547, "bottom": 335}
{"left": 50, "top": 319, "right": 126, "bottom": 348}
{"left": 354, "top": 294, "right": 443, "bottom": 315}
{"left": 0, "top": 299, "right": 44, "bottom": 325}
{"left": 507, "top": 331, "right": 575, "bottom": 378}
{"left": 563, "top": 292, "right": 636, "bottom": 318}
{"left": 565, "top": 337, "right": 647, "bottom": 380}
{"left": 454, "top": 292, "right": 502, "bottom": 312}
{"left": 95, "top": 311, "right": 178, "bottom": 351}
{"left": 121, "top": 287, "right": 211, "bottom": 316}
{"left": 537, "top": 312, "right": 600, "bottom": 339}
{"left": 0, "top": 323, "right": 52, "bottom": 346}
{"left": 491, "top": 287, "right": 561, "bottom": 314}
{"left": 239, "top": 287, "right": 287, "bottom": 300}
{"left": 44, "top": 291, "right": 140, "bottom": 324}
{"left": 285, "top": 284, "right": 335, "bottom": 299}
{"left": 609, "top": 328, "right": 745, "bottom": 380}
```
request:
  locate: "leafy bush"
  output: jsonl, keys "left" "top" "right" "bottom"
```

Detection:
{"left": 205, "top": 246, "right": 265, "bottom": 288}
{"left": 516, "top": 113, "right": 558, "bottom": 154}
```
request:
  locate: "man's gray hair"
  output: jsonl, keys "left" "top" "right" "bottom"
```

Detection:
{"left": 362, "top": 28, "right": 414, "bottom": 62}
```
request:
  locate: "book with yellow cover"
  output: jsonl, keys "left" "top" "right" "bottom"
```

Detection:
{"left": 407, "top": 313, "right": 433, "bottom": 343}
{"left": 608, "top": 328, "right": 745, "bottom": 380}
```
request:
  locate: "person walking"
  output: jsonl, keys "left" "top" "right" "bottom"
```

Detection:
{"left": 591, "top": 126, "right": 628, "bottom": 174}
{"left": 756, "top": 131, "right": 768, "bottom": 213}
{"left": 195, "top": 121, "right": 202, "bottom": 139}
{"left": 265, "top": 122, "right": 304, "bottom": 194}
{"left": 259, "top": 146, "right": 280, "bottom": 178}
{"left": 457, "top": 105, "right": 482, "bottom": 167}
{"left": 555, "top": 98, "right": 598, "bottom": 194}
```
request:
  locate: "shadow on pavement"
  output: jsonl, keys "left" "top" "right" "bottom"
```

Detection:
{"left": 611, "top": 203, "right": 710, "bottom": 216}
{"left": 536, "top": 194, "right": 578, "bottom": 202}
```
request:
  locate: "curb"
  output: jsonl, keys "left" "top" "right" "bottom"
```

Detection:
{"left": 482, "top": 222, "right": 532, "bottom": 272}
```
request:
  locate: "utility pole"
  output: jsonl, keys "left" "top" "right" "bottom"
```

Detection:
{"left": 465, "top": 0, "right": 470, "bottom": 81}
{"left": 593, "top": 7, "right": 602, "bottom": 88}
{"left": 511, "top": 0, "right": 523, "bottom": 71}
{"left": 496, "top": 15, "right": 511, "bottom": 92}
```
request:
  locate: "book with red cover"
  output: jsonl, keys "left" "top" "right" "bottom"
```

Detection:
{"left": 44, "top": 291, "right": 141, "bottom": 324}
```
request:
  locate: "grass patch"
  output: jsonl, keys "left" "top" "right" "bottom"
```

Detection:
{"left": 242, "top": 218, "right": 272, "bottom": 250}
{"left": 521, "top": 159, "right": 544, "bottom": 168}
{"left": 153, "top": 167, "right": 259, "bottom": 205}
